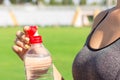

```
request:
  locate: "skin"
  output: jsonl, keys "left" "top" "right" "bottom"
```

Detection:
{"left": 90, "top": 0, "right": 120, "bottom": 49}
{"left": 12, "top": 0, "right": 120, "bottom": 79}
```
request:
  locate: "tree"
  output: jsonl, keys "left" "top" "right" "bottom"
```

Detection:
{"left": 50, "top": 0, "right": 55, "bottom": 5}
{"left": 10, "top": 0, "right": 30, "bottom": 4}
{"left": 101, "top": 0, "right": 106, "bottom": 5}
{"left": 80, "top": 0, "right": 86, "bottom": 5}
{"left": 62, "top": 0, "right": 73, "bottom": 5}
{"left": 0, "top": 0, "right": 3, "bottom": 4}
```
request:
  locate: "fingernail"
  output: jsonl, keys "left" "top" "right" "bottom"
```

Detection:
{"left": 24, "top": 44, "right": 30, "bottom": 49}
{"left": 18, "top": 47, "right": 23, "bottom": 52}
{"left": 25, "top": 37, "right": 29, "bottom": 43}
{"left": 16, "top": 30, "right": 21, "bottom": 36}
{"left": 24, "top": 26, "right": 30, "bottom": 31}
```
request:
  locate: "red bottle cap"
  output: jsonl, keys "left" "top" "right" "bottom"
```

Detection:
{"left": 29, "top": 36, "right": 42, "bottom": 44}
{"left": 25, "top": 26, "right": 42, "bottom": 44}
{"left": 26, "top": 26, "right": 38, "bottom": 37}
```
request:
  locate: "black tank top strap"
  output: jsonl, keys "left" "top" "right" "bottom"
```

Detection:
{"left": 93, "top": 10, "right": 109, "bottom": 30}
{"left": 84, "top": 10, "right": 109, "bottom": 46}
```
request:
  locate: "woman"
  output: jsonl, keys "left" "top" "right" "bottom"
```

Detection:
{"left": 12, "top": 0, "right": 120, "bottom": 79}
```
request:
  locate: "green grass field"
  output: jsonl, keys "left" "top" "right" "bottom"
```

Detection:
{"left": 0, "top": 26, "right": 91, "bottom": 80}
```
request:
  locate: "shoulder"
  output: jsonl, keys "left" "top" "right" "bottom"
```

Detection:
{"left": 92, "top": 9, "right": 109, "bottom": 30}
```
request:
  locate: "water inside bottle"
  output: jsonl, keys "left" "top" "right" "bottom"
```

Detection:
{"left": 24, "top": 55, "right": 53, "bottom": 80}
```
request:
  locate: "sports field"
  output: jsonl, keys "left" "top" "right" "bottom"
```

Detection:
{"left": 0, "top": 26, "right": 91, "bottom": 80}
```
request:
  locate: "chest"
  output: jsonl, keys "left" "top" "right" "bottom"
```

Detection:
{"left": 72, "top": 42, "right": 120, "bottom": 80}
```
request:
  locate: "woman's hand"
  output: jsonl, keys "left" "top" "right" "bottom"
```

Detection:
{"left": 12, "top": 26, "right": 64, "bottom": 80}
{"left": 12, "top": 26, "right": 30, "bottom": 60}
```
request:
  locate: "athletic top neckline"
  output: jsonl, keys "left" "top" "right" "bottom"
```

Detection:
{"left": 87, "top": 10, "right": 120, "bottom": 51}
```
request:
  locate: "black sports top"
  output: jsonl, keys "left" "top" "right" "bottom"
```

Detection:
{"left": 72, "top": 11, "right": 120, "bottom": 80}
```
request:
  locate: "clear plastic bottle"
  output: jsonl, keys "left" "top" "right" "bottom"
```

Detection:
{"left": 24, "top": 26, "right": 54, "bottom": 80}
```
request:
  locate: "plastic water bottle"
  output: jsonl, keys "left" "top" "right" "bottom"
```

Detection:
{"left": 24, "top": 26, "right": 54, "bottom": 80}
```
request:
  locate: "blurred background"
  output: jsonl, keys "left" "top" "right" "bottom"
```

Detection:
{"left": 0, "top": 0, "right": 116, "bottom": 80}
{"left": 0, "top": 0, "right": 116, "bottom": 27}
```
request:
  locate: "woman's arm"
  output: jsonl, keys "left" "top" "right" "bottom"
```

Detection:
{"left": 53, "top": 64, "right": 64, "bottom": 80}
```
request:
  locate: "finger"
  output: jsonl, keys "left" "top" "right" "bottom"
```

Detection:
{"left": 24, "top": 44, "right": 30, "bottom": 50}
{"left": 16, "top": 30, "right": 25, "bottom": 41}
{"left": 23, "top": 26, "right": 30, "bottom": 34}
{"left": 12, "top": 45, "right": 23, "bottom": 59}
{"left": 24, "top": 37, "right": 30, "bottom": 44}
{"left": 15, "top": 39, "right": 24, "bottom": 48}
{"left": 16, "top": 31, "right": 30, "bottom": 44}
{"left": 15, "top": 38, "right": 30, "bottom": 49}
{"left": 12, "top": 45, "right": 28, "bottom": 60}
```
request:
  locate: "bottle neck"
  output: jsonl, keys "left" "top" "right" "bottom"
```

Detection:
{"left": 29, "top": 43, "right": 50, "bottom": 57}
{"left": 31, "top": 43, "right": 44, "bottom": 47}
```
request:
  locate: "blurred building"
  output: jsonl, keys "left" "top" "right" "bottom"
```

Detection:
{"left": 0, "top": 0, "right": 116, "bottom": 27}
{"left": 3, "top": 0, "right": 11, "bottom": 6}
{"left": 72, "top": 0, "right": 80, "bottom": 5}
{"left": 0, "top": 0, "right": 116, "bottom": 6}
{"left": 87, "top": 0, "right": 102, "bottom": 5}
{"left": 44, "top": 0, "right": 50, "bottom": 4}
